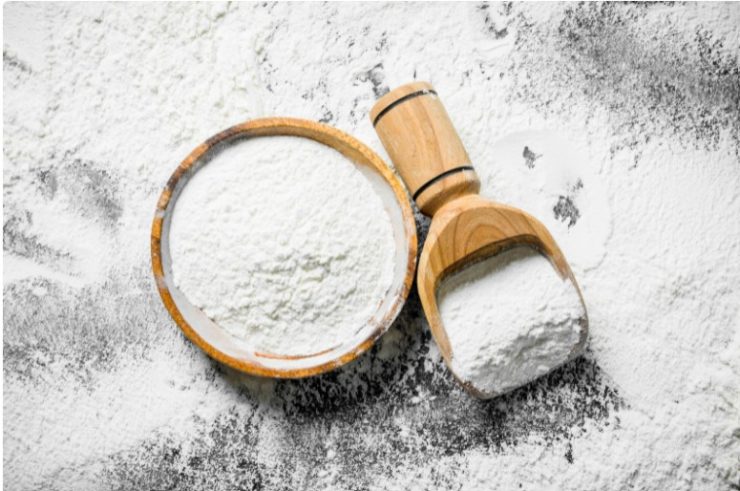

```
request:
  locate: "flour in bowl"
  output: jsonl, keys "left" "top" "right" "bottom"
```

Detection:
{"left": 169, "top": 136, "right": 396, "bottom": 356}
{"left": 438, "top": 247, "right": 586, "bottom": 396}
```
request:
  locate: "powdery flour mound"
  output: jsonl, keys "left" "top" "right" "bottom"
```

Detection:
{"left": 439, "top": 247, "right": 585, "bottom": 396}
{"left": 169, "top": 136, "right": 396, "bottom": 356}
{"left": 3, "top": 3, "right": 739, "bottom": 491}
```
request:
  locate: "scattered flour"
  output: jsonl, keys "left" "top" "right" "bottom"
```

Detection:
{"left": 3, "top": 3, "right": 739, "bottom": 491}
{"left": 169, "top": 136, "right": 396, "bottom": 356}
{"left": 439, "top": 247, "right": 585, "bottom": 396}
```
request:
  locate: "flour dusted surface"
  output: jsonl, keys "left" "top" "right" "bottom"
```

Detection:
{"left": 439, "top": 247, "right": 585, "bottom": 396}
{"left": 169, "top": 136, "right": 396, "bottom": 356}
{"left": 4, "top": 3, "right": 739, "bottom": 490}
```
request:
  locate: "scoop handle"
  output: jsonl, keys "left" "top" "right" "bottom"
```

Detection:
{"left": 370, "top": 82, "right": 480, "bottom": 216}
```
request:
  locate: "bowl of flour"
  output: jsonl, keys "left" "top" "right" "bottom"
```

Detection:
{"left": 151, "top": 118, "right": 417, "bottom": 378}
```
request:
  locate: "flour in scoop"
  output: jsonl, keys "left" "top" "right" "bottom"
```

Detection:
{"left": 439, "top": 247, "right": 586, "bottom": 396}
{"left": 169, "top": 136, "right": 396, "bottom": 356}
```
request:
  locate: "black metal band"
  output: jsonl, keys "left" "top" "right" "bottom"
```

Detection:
{"left": 372, "top": 89, "right": 438, "bottom": 127}
{"left": 412, "top": 166, "right": 475, "bottom": 201}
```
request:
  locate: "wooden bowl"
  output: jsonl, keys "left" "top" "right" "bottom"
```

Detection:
{"left": 151, "top": 117, "right": 417, "bottom": 378}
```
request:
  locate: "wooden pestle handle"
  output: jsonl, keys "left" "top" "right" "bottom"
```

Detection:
{"left": 370, "top": 82, "right": 480, "bottom": 216}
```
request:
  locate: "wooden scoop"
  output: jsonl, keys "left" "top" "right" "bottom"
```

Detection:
{"left": 370, "top": 82, "right": 588, "bottom": 398}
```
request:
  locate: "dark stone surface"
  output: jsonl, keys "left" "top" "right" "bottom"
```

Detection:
{"left": 4, "top": 2, "right": 737, "bottom": 489}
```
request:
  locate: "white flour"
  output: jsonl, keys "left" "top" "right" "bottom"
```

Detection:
{"left": 169, "top": 136, "right": 396, "bottom": 355}
{"left": 439, "top": 247, "right": 585, "bottom": 396}
{"left": 3, "top": 3, "right": 739, "bottom": 491}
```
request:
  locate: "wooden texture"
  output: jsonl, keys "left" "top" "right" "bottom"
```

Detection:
{"left": 371, "top": 82, "right": 480, "bottom": 215}
{"left": 151, "top": 117, "right": 417, "bottom": 379}
{"left": 417, "top": 195, "right": 588, "bottom": 398}
{"left": 371, "top": 83, "right": 588, "bottom": 398}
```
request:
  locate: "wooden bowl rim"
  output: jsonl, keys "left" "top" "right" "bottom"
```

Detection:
{"left": 151, "top": 117, "right": 418, "bottom": 379}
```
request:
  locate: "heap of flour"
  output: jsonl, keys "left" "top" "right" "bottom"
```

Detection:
{"left": 5, "top": 3, "right": 739, "bottom": 490}
{"left": 439, "top": 247, "right": 586, "bottom": 396}
{"left": 169, "top": 136, "right": 396, "bottom": 356}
